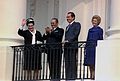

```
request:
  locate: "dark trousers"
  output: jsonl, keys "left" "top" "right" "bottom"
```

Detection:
{"left": 47, "top": 49, "right": 62, "bottom": 81}
{"left": 64, "top": 44, "right": 77, "bottom": 80}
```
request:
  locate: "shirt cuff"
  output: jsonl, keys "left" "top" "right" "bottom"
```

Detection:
{"left": 19, "top": 26, "right": 23, "bottom": 30}
{"left": 44, "top": 33, "right": 47, "bottom": 35}
{"left": 64, "top": 40, "right": 69, "bottom": 42}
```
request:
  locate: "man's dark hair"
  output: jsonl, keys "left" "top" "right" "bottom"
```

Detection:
{"left": 52, "top": 18, "right": 59, "bottom": 23}
{"left": 26, "top": 18, "right": 35, "bottom": 26}
{"left": 67, "top": 12, "right": 75, "bottom": 20}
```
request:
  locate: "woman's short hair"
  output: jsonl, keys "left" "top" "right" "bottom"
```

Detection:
{"left": 92, "top": 15, "right": 101, "bottom": 25}
{"left": 26, "top": 18, "right": 35, "bottom": 26}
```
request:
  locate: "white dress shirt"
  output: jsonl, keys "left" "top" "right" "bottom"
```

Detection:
{"left": 29, "top": 30, "right": 36, "bottom": 44}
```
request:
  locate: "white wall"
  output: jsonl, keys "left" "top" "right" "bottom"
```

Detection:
{"left": 27, "top": 0, "right": 49, "bottom": 34}
{"left": 26, "top": 0, "right": 60, "bottom": 34}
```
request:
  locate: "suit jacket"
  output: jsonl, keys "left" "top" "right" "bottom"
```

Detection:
{"left": 18, "top": 29, "right": 43, "bottom": 45}
{"left": 65, "top": 22, "right": 81, "bottom": 47}
{"left": 43, "top": 27, "right": 64, "bottom": 48}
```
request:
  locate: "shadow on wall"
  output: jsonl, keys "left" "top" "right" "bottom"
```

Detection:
{"left": 67, "top": 0, "right": 93, "bottom": 12}
{"left": 84, "top": 0, "right": 93, "bottom": 4}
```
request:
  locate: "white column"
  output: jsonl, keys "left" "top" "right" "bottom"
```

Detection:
{"left": 96, "top": 1, "right": 120, "bottom": 81}
{"left": 106, "top": 0, "right": 120, "bottom": 39}
{"left": 96, "top": 40, "right": 120, "bottom": 81}
{"left": 0, "top": 0, "right": 26, "bottom": 46}
{"left": 0, "top": 0, "right": 26, "bottom": 81}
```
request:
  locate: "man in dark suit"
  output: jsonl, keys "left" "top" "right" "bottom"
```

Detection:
{"left": 43, "top": 18, "right": 64, "bottom": 81}
{"left": 18, "top": 18, "right": 43, "bottom": 80}
{"left": 64, "top": 12, "right": 81, "bottom": 80}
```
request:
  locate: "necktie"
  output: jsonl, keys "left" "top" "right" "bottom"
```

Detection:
{"left": 66, "top": 24, "right": 70, "bottom": 31}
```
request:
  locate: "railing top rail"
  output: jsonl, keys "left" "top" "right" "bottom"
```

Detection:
{"left": 11, "top": 41, "right": 95, "bottom": 48}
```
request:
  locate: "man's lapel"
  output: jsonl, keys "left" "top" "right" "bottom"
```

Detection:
{"left": 52, "top": 27, "right": 59, "bottom": 33}
{"left": 66, "top": 22, "right": 74, "bottom": 32}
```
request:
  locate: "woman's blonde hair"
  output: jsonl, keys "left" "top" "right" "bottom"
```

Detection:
{"left": 92, "top": 15, "right": 101, "bottom": 25}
